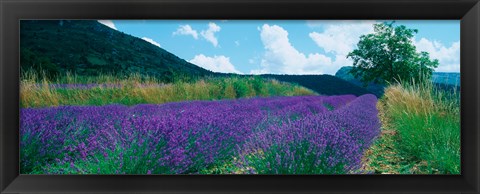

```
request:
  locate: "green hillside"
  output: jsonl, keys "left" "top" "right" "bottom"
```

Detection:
{"left": 20, "top": 20, "right": 214, "bottom": 82}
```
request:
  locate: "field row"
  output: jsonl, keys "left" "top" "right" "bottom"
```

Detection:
{"left": 20, "top": 94, "right": 380, "bottom": 174}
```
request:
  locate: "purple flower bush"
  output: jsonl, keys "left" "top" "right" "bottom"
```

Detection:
{"left": 20, "top": 94, "right": 380, "bottom": 174}
{"left": 240, "top": 94, "right": 380, "bottom": 174}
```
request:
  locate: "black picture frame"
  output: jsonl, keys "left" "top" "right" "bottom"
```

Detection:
{"left": 1, "top": 0, "right": 479, "bottom": 193}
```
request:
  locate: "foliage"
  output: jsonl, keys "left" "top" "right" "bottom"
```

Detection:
{"left": 347, "top": 22, "right": 439, "bottom": 85}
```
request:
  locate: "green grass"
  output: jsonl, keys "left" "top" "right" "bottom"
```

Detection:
{"left": 20, "top": 71, "right": 316, "bottom": 108}
{"left": 371, "top": 78, "right": 460, "bottom": 174}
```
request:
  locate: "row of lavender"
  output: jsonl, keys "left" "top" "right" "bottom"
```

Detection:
{"left": 20, "top": 94, "right": 380, "bottom": 174}
{"left": 241, "top": 94, "right": 380, "bottom": 174}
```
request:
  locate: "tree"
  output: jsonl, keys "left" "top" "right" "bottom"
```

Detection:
{"left": 347, "top": 22, "right": 439, "bottom": 86}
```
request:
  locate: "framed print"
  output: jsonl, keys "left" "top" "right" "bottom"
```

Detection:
{"left": 1, "top": 0, "right": 479, "bottom": 193}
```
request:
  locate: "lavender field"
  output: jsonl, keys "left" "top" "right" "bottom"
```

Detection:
{"left": 17, "top": 20, "right": 460, "bottom": 176}
{"left": 20, "top": 94, "right": 381, "bottom": 174}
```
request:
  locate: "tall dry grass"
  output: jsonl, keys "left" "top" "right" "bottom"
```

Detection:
{"left": 20, "top": 71, "right": 316, "bottom": 108}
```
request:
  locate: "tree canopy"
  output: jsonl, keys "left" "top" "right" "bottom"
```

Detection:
{"left": 347, "top": 22, "right": 439, "bottom": 86}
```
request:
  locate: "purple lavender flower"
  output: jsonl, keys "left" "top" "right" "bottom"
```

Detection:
{"left": 20, "top": 95, "right": 380, "bottom": 175}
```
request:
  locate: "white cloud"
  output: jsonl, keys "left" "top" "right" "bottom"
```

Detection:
{"left": 251, "top": 24, "right": 336, "bottom": 75}
{"left": 235, "top": 40, "right": 240, "bottom": 46}
{"left": 189, "top": 54, "right": 241, "bottom": 74}
{"left": 414, "top": 38, "right": 460, "bottom": 72}
{"left": 173, "top": 23, "right": 221, "bottom": 47}
{"left": 173, "top": 25, "right": 199, "bottom": 39}
{"left": 201, "top": 23, "right": 221, "bottom": 47}
{"left": 98, "top": 20, "right": 117, "bottom": 30}
{"left": 309, "top": 21, "right": 376, "bottom": 56}
{"left": 305, "top": 21, "right": 380, "bottom": 74}
{"left": 141, "top": 37, "right": 161, "bottom": 47}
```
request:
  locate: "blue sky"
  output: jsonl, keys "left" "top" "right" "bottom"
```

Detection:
{"left": 98, "top": 20, "right": 460, "bottom": 75}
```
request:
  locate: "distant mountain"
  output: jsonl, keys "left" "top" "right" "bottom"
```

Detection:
{"left": 335, "top": 66, "right": 460, "bottom": 97}
{"left": 432, "top": 72, "right": 460, "bottom": 86}
{"left": 260, "top": 74, "right": 374, "bottom": 96}
{"left": 334, "top": 66, "right": 385, "bottom": 97}
{"left": 20, "top": 20, "right": 214, "bottom": 82}
{"left": 215, "top": 73, "right": 374, "bottom": 96}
